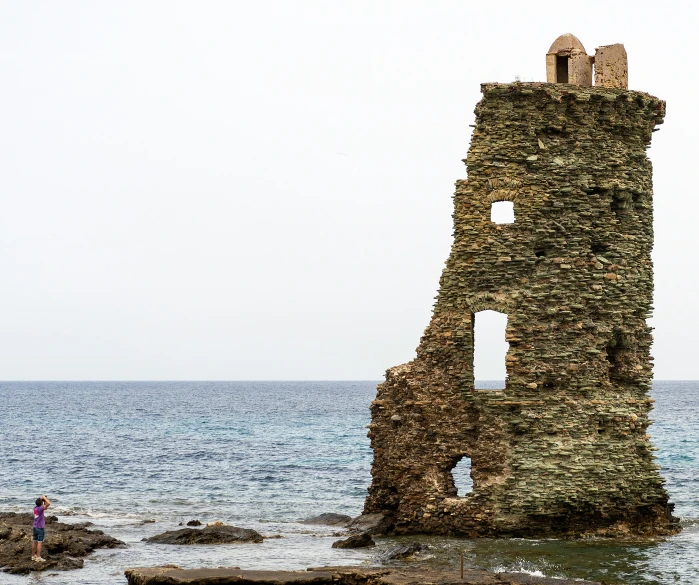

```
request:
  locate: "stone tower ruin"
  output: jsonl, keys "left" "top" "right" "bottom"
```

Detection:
{"left": 363, "top": 34, "right": 678, "bottom": 537}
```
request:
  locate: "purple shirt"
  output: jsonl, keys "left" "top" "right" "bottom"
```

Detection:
{"left": 33, "top": 505, "right": 45, "bottom": 529}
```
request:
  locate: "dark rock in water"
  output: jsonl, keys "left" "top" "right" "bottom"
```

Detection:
{"left": 346, "top": 513, "right": 393, "bottom": 535}
{"left": 301, "top": 513, "right": 352, "bottom": 526}
{"left": 186, "top": 520, "right": 202, "bottom": 526}
{"left": 331, "top": 533, "right": 375, "bottom": 549}
{"left": 0, "top": 512, "right": 125, "bottom": 575}
{"left": 145, "top": 525, "right": 263, "bottom": 545}
{"left": 378, "top": 542, "right": 428, "bottom": 561}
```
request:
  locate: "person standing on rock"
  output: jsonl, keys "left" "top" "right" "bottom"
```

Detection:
{"left": 31, "top": 495, "right": 50, "bottom": 562}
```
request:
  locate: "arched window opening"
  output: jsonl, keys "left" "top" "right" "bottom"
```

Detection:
{"left": 474, "top": 310, "right": 509, "bottom": 389}
{"left": 491, "top": 201, "right": 514, "bottom": 224}
{"left": 450, "top": 457, "right": 473, "bottom": 496}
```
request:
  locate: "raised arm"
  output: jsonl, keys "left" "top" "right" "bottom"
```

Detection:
{"left": 42, "top": 495, "right": 51, "bottom": 510}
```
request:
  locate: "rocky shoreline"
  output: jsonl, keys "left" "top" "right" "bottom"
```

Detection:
{"left": 124, "top": 565, "right": 602, "bottom": 585}
{"left": 0, "top": 510, "right": 645, "bottom": 582}
{"left": 0, "top": 512, "right": 125, "bottom": 575}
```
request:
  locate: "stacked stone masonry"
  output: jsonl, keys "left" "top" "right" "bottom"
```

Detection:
{"left": 363, "top": 81, "right": 678, "bottom": 538}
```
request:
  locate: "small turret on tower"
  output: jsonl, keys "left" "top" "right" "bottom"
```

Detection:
{"left": 546, "top": 33, "right": 629, "bottom": 89}
{"left": 546, "top": 33, "right": 593, "bottom": 86}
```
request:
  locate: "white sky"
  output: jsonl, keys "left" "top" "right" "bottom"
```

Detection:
{"left": 1, "top": 0, "right": 697, "bottom": 380}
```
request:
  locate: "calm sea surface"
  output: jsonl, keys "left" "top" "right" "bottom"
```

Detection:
{"left": 0, "top": 381, "right": 697, "bottom": 585}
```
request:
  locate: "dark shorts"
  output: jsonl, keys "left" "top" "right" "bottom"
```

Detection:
{"left": 32, "top": 527, "right": 45, "bottom": 542}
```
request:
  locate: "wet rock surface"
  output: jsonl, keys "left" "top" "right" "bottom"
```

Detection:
{"left": 144, "top": 524, "right": 263, "bottom": 545}
{"left": 331, "top": 533, "right": 375, "bottom": 548}
{"left": 377, "top": 542, "right": 428, "bottom": 561}
{"left": 125, "top": 565, "right": 602, "bottom": 585}
{"left": 347, "top": 513, "right": 393, "bottom": 535}
{"left": 300, "top": 513, "right": 353, "bottom": 526}
{"left": 0, "top": 512, "right": 124, "bottom": 574}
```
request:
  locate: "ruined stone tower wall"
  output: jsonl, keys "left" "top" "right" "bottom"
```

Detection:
{"left": 363, "top": 82, "right": 677, "bottom": 537}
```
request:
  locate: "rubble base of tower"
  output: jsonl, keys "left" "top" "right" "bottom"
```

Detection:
{"left": 363, "top": 83, "right": 679, "bottom": 539}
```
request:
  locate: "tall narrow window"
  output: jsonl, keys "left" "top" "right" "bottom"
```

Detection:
{"left": 491, "top": 201, "right": 514, "bottom": 224}
{"left": 556, "top": 55, "right": 569, "bottom": 83}
{"left": 474, "top": 310, "right": 509, "bottom": 389}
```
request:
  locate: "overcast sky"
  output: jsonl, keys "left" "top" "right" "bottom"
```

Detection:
{"left": 1, "top": 1, "right": 697, "bottom": 380}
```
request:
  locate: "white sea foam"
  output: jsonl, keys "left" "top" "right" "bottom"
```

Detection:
{"left": 494, "top": 566, "right": 546, "bottom": 577}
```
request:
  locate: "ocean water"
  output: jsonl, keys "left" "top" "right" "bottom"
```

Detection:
{"left": 0, "top": 380, "right": 697, "bottom": 585}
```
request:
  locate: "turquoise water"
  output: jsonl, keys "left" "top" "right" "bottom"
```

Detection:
{"left": 0, "top": 381, "right": 697, "bottom": 584}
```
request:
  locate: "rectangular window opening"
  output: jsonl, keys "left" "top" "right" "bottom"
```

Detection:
{"left": 491, "top": 200, "right": 514, "bottom": 224}
{"left": 556, "top": 55, "right": 569, "bottom": 83}
{"left": 474, "top": 310, "right": 509, "bottom": 390}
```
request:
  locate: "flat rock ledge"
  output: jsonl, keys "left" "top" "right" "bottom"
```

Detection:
{"left": 144, "top": 525, "right": 263, "bottom": 545}
{"left": 0, "top": 512, "right": 125, "bottom": 575}
{"left": 300, "top": 513, "right": 353, "bottom": 526}
{"left": 125, "top": 566, "right": 602, "bottom": 585}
